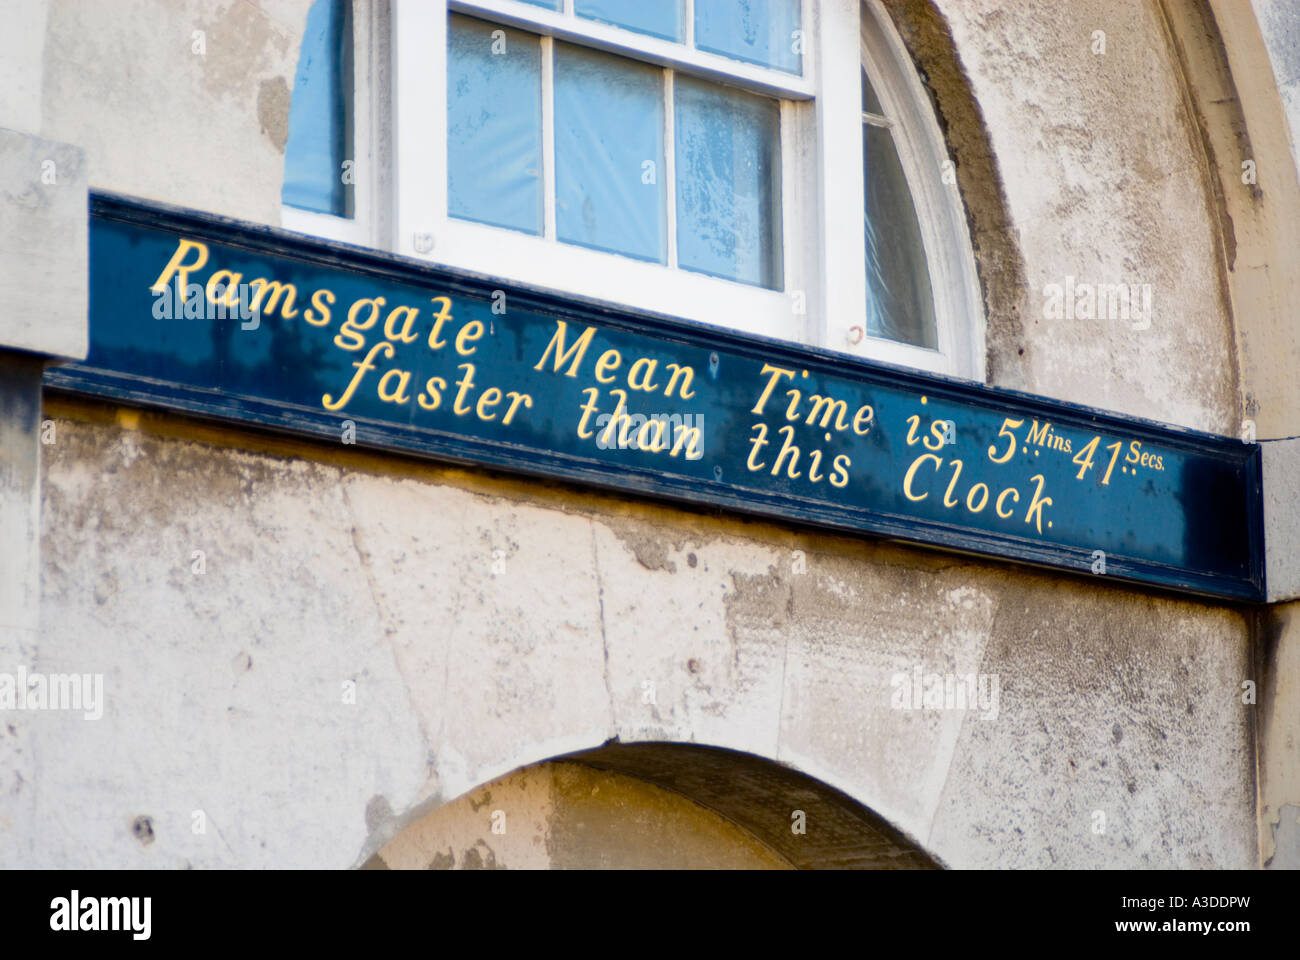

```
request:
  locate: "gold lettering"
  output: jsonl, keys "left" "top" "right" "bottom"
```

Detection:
{"left": 336, "top": 297, "right": 385, "bottom": 351}
{"left": 322, "top": 341, "right": 393, "bottom": 411}
{"left": 988, "top": 418, "right": 1023, "bottom": 464}
{"left": 456, "top": 319, "right": 484, "bottom": 356}
{"left": 594, "top": 349, "right": 622, "bottom": 384}
{"left": 150, "top": 238, "right": 209, "bottom": 299}
{"left": 903, "top": 453, "right": 942, "bottom": 501}
{"left": 829, "top": 454, "right": 851, "bottom": 488}
{"left": 577, "top": 388, "right": 601, "bottom": 439}
{"left": 533, "top": 320, "right": 597, "bottom": 377}
{"left": 475, "top": 387, "right": 502, "bottom": 421}
{"left": 805, "top": 395, "right": 850, "bottom": 432}
{"left": 785, "top": 390, "right": 802, "bottom": 422}
{"left": 205, "top": 270, "right": 243, "bottom": 309}
{"left": 377, "top": 368, "right": 412, "bottom": 405}
{"left": 670, "top": 422, "right": 702, "bottom": 459}
{"left": 428, "top": 297, "right": 454, "bottom": 350}
{"left": 807, "top": 448, "right": 824, "bottom": 483}
{"left": 751, "top": 364, "right": 795, "bottom": 415}
{"left": 600, "top": 389, "right": 633, "bottom": 447}
{"left": 771, "top": 425, "right": 801, "bottom": 479}
{"left": 995, "top": 487, "right": 1019, "bottom": 518}
{"left": 1024, "top": 474, "right": 1052, "bottom": 534}
{"left": 852, "top": 404, "right": 874, "bottom": 435}
{"left": 417, "top": 376, "right": 447, "bottom": 410}
{"left": 906, "top": 414, "right": 923, "bottom": 446}
{"left": 247, "top": 278, "right": 299, "bottom": 319}
{"left": 502, "top": 391, "right": 532, "bottom": 425}
{"left": 627, "top": 357, "right": 659, "bottom": 393}
{"left": 636, "top": 418, "right": 668, "bottom": 452}
{"left": 664, "top": 363, "right": 696, "bottom": 400}
{"left": 942, "top": 459, "right": 964, "bottom": 508}
{"left": 304, "top": 288, "right": 335, "bottom": 327}
{"left": 453, "top": 363, "right": 476, "bottom": 416}
{"left": 383, "top": 305, "right": 421, "bottom": 344}
{"left": 747, "top": 423, "right": 770, "bottom": 471}
{"left": 966, "top": 483, "right": 989, "bottom": 513}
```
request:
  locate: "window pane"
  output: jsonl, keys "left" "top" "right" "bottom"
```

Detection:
{"left": 674, "top": 76, "right": 782, "bottom": 288}
{"left": 576, "top": 0, "right": 684, "bottom": 42}
{"left": 694, "top": 0, "right": 801, "bottom": 73}
{"left": 518, "top": 0, "right": 562, "bottom": 8}
{"left": 863, "top": 124, "right": 936, "bottom": 348}
{"left": 861, "top": 65, "right": 885, "bottom": 117}
{"left": 447, "top": 15, "right": 543, "bottom": 235}
{"left": 283, "top": 0, "right": 351, "bottom": 216}
{"left": 554, "top": 45, "right": 666, "bottom": 262}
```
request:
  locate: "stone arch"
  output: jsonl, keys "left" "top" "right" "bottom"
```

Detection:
{"left": 362, "top": 741, "right": 942, "bottom": 870}
{"left": 875, "top": 0, "right": 1030, "bottom": 390}
{"left": 1158, "top": 0, "right": 1300, "bottom": 441}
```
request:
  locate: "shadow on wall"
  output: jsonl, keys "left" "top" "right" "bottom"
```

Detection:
{"left": 364, "top": 741, "right": 942, "bottom": 870}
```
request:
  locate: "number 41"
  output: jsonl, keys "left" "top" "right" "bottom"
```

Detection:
{"left": 1073, "top": 437, "right": 1123, "bottom": 484}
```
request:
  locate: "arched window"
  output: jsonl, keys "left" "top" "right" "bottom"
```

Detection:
{"left": 282, "top": 0, "right": 352, "bottom": 218}
{"left": 855, "top": 0, "right": 983, "bottom": 377}
{"left": 282, "top": 1, "right": 984, "bottom": 379}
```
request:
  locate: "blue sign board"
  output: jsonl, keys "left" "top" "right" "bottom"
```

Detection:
{"left": 46, "top": 193, "right": 1265, "bottom": 601}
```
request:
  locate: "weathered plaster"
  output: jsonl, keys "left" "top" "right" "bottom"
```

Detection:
{"left": 899, "top": 0, "right": 1240, "bottom": 433}
{"left": 0, "top": 356, "right": 44, "bottom": 869}
{"left": 370, "top": 761, "right": 792, "bottom": 870}
{"left": 0, "top": 128, "right": 87, "bottom": 360}
{"left": 0, "top": 0, "right": 48, "bottom": 135}
{"left": 30, "top": 411, "right": 1257, "bottom": 868}
{"left": 5, "top": 0, "right": 1284, "bottom": 869}
{"left": 1254, "top": 602, "right": 1300, "bottom": 868}
{"left": 39, "top": 0, "right": 307, "bottom": 225}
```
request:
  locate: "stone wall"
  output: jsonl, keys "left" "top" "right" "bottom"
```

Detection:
{"left": 2, "top": 0, "right": 1291, "bottom": 868}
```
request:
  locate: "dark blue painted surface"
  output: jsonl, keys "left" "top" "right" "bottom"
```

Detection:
{"left": 45, "top": 192, "right": 1266, "bottom": 602}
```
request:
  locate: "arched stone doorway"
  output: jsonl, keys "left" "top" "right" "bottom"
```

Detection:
{"left": 364, "top": 742, "right": 940, "bottom": 869}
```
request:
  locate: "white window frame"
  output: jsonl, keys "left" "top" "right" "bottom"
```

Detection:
{"left": 393, "top": 0, "right": 816, "bottom": 342}
{"left": 281, "top": 0, "right": 389, "bottom": 250}
{"left": 846, "top": 0, "right": 985, "bottom": 379}
{"left": 283, "top": 0, "right": 985, "bottom": 380}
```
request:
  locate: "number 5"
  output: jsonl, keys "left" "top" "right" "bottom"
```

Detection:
{"left": 988, "top": 417, "right": 1023, "bottom": 464}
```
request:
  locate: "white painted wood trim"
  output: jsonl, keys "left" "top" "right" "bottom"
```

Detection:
{"left": 281, "top": 0, "right": 382, "bottom": 247}
{"left": 391, "top": 0, "right": 446, "bottom": 259}
{"left": 814, "top": 0, "right": 868, "bottom": 357}
{"left": 859, "top": 0, "right": 986, "bottom": 381}
{"left": 392, "top": 0, "right": 798, "bottom": 339}
{"left": 451, "top": 0, "right": 814, "bottom": 98}
{"left": 285, "top": 1, "right": 986, "bottom": 373}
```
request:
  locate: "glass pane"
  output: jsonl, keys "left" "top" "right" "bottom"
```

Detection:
{"left": 863, "top": 124, "right": 936, "bottom": 347}
{"left": 576, "top": 0, "right": 684, "bottom": 42}
{"left": 447, "top": 15, "right": 543, "bottom": 234}
{"left": 675, "top": 76, "right": 782, "bottom": 288}
{"left": 694, "top": 0, "right": 802, "bottom": 74}
{"left": 283, "top": 0, "right": 352, "bottom": 216}
{"left": 554, "top": 45, "right": 666, "bottom": 262}
{"left": 861, "top": 65, "right": 885, "bottom": 116}
{"left": 519, "top": 0, "right": 562, "bottom": 7}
